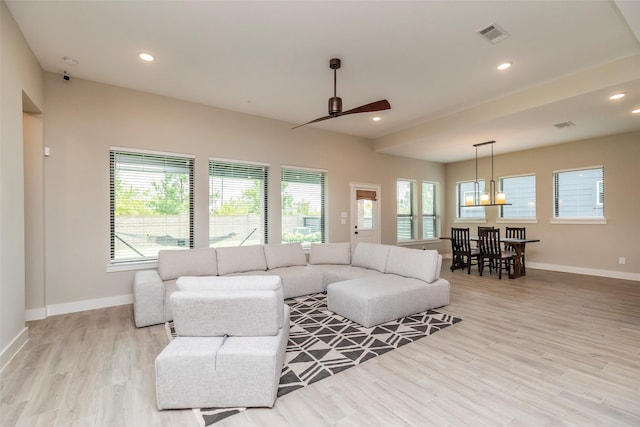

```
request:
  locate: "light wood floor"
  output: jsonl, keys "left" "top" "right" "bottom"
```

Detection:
{"left": 2, "top": 264, "right": 639, "bottom": 426}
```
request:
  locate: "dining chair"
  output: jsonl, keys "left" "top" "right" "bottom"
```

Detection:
{"left": 505, "top": 226, "right": 526, "bottom": 273}
{"left": 477, "top": 226, "right": 495, "bottom": 269}
{"left": 450, "top": 227, "right": 480, "bottom": 274}
{"left": 478, "top": 228, "right": 515, "bottom": 279}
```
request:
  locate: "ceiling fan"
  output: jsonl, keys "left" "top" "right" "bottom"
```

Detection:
{"left": 292, "top": 58, "right": 391, "bottom": 129}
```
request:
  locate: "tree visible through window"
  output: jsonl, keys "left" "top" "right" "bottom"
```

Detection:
{"left": 209, "top": 160, "right": 268, "bottom": 247}
{"left": 110, "top": 149, "right": 194, "bottom": 262}
{"left": 397, "top": 179, "right": 415, "bottom": 241}
{"left": 281, "top": 167, "right": 326, "bottom": 248}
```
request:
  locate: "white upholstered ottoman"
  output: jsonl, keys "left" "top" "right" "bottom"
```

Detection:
{"left": 326, "top": 275, "right": 449, "bottom": 328}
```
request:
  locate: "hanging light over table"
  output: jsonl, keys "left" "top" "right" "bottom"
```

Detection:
{"left": 462, "top": 140, "right": 511, "bottom": 207}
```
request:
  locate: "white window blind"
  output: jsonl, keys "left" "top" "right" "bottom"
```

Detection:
{"left": 553, "top": 167, "right": 604, "bottom": 218}
{"left": 457, "top": 180, "right": 486, "bottom": 219}
{"left": 422, "top": 181, "right": 437, "bottom": 238}
{"left": 110, "top": 149, "right": 194, "bottom": 262}
{"left": 499, "top": 174, "right": 536, "bottom": 219}
{"left": 281, "top": 167, "right": 326, "bottom": 247}
{"left": 397, "top": 179, "right": 415, "bottom": 241}
{"left": 209, "top": 160, "right": 268, "bottom": 247}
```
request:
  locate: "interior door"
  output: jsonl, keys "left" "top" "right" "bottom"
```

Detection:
{"left": 350, "top": 183, "right": 381, "bottom": 250}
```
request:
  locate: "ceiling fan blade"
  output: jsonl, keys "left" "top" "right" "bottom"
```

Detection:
{"left": 341, "top": 99, "right": 391, "bottom": 115}
{"left": 291, "top": 114, "right": 334, "bottom": 129}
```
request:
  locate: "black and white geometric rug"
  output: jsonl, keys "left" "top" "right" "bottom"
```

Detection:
{"left": 165, "top": 293, "right": 462, "bottom": 426}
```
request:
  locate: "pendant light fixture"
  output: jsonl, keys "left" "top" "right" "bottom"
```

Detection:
{"left": 462, "top": 140, "right": 511, "bottom": 207}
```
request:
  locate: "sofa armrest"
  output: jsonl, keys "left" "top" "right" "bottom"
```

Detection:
{"left": 134, "top": 269, "right": 166, "bottom": 327}
{"left": 170, "top": 287, "right": 284, "bottom": 337}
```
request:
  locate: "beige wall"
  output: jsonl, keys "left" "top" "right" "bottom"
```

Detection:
{"left": 41, "top": 73, "right": 445, "bottom": 308}
{"left": 444, "top": 132, "right": 640, "bottom": 277}
{"left": 1, "top": 1, "right": 44, "bottom": 367}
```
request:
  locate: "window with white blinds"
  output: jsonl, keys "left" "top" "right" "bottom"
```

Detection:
{"left": 499, "top": 174, "right": 536, "bottom": 219}
{"left": 457, "top": 180, "right": 486, "bottom": 219}
{"left": 281, "top": 167, "right": 326, "bottom": 248}
{"left": 553, "top": 166, "right": 604, "bottom": 218}
{"left": 209, "top": 159, "right": 268, "bottom": 247}
{"left": 110, "top": 149, "right": 194, "bottom": 262}
{"left": 422, "top": 181, "right": 438, "bottom": 238}
{"left": 397, "top": 179, "right": 415, "bottom": 241}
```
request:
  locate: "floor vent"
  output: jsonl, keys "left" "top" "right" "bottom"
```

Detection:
{"left": 553, "top": 121, "right": 575, "bottom": 129}
{"left": 477, "top": 23, "right": 510, "bottom": 44}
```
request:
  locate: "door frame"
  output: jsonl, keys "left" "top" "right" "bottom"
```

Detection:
{"left": 350, "top": 182, "right": 381, "bottom": 250}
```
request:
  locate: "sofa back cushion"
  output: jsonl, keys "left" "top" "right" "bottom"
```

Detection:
{"left": 351, "top": 243, "right": 391, "bottom": 272}
{"left": 216, "top": 245, "right": 267, "bottom": 275}
{"left": 308, "top": 242, "right": 351, "bottom": 265}
{"left": 157, "top": 248, "right": 218, "bottom": 281}
{"left": 386, "top": 247, "right": 440, "bottom": 283}
{"left": 173, "top": 275, "right": 284, "bottom": 336}
{"left": 263, "top": 243, "right": 307, "bottom": 269}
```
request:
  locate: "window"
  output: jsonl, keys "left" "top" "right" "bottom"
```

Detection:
{"left": 110, "top": 148, "right": 194, "bottom": 262}
{"left": 281, "top": 167, "right": 326, "bottom": 248}
{"left": 457, "top": 180, "right": 486, "bottom": 219}
{"left": 209, "top": 159, "right": 268, "bottom": 247}
{"left": 499, "top": 174, "right": 536, "bottom": 219}
{"left": 422, "top": 181, "right": 438, "bottom": 238}
{"left": 553, "top": 166, "right": 604, "bottom": 218}
{"left": 397, "top": 179, "right": 415, "bottom": 241}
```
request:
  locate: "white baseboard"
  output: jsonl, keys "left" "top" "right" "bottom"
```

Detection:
{"left": 527, "top": 262, "right": 640, "bottom": 282}
{"left": 0, "top": 327, "right": 29, "bottom": 374}
{"left": 25, "top": 294, "right": 134, "bottom": 321}
{"left": 443, "top": 253, "right": 639, "bottom": 281}
{"left": 46, "top": 294, "right": 133, "bottom": 317}
{"left": 25, "top": 307, "right": 47, "bottom": 321}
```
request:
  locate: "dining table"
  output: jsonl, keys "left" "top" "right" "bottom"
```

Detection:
{"left": 469, "top": 236, "right": 540, "bottom": 279}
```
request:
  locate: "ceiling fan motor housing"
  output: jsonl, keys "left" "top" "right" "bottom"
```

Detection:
{"left": 329, "top": 96, "right": 342, "bottom": 116}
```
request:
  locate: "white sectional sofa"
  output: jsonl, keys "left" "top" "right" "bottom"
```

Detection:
{"left": 133, "top": 242, "right": 450, "bottom": 328}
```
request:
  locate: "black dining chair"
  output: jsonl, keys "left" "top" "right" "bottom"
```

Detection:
{"left": 505, "top": 227, "right": 526, "bottom": 273}
{"left": 477, "top": 226, "right": 495, "bottom": 269}
{"left": 478, "top": 228, "right": 515, "bottom": 279}
{"left": 450, "top": 227, "right": 480, "bottom": 274}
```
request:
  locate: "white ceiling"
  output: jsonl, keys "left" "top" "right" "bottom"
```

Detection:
{"left": 7, "top": 0, "right": 640, "bottom": 163}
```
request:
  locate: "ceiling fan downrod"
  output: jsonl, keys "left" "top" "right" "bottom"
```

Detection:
{"left": 328, "top": 58, "right": 342, "bottom": 116}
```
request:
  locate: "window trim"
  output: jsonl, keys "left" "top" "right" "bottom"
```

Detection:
{"left": 208, "top": 157, "right": 270, "bottom": 247}
{"left": 456, "top": 179, "right": 486, "bottom": 220}
{"left": 421, "top": 180, "right": 439, "bottom": 239}
{"left": 396, "top": 178, "right": 416, "bottom": 242}
{"left": 498, "top": 173, "right": 537, "bottom": 221}
{"left": 281, "top": 165, "right": 327, "bottom": 246}
{"left": 109, "top": 147, "right": 195, "bottom": 267}
{"left": 552, "top": 165, "right": 605, "bottom": 222}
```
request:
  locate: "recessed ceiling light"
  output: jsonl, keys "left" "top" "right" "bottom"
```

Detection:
{"left": 63, "top": 56, "right": 78, "bottom": 65}
{"left": 138, "top": 52, "right": 155, "bottom": 62}
{"left": 632, "top": 108, "right": 640, "bottom": 114}
{"left": 371, "top": 116, "right": 382, "bottom": 122}
{"left": 497, "top": 62, "right": 512, "bottom": 71}
{"left": 609, "top": 93, "right": 626, "bottom": 100}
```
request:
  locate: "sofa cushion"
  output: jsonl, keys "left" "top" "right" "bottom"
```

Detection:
{"left": 351, "top": 242, "right": 391, "bottom": 272}
{"left": 308, "top": 242, "right": 351, "bottom": 265}
{"left": 263, "top": 243, "right": 307, "bottom": 269}
{"left": 216, "top": 245, "right": 267, "bottom": 275}
{"left": 385, "top": 247, "right": 440, "bottom": 283}
{"left": 157, "top": 248, "right": 218, "bottom": 281}
{"left": 173, "top": 275, "right": 284, "bottom": 334}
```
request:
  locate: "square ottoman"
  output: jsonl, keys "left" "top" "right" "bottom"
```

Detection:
{"left": 327, "top": 275, "right": 438, "bottom": 328}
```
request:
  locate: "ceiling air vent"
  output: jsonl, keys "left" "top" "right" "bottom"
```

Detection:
{"left": 477, "top": 23, "right": 510, "bottom": 44}
{"left": 553, "top": 121, "right": 575, "bottom": 129}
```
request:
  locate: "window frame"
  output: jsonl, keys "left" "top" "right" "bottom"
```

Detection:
{"left": 551, "top": 166, "right": 606, "bottom": 224}
{"left": 396, "top": 179, "right": 416, "bottom": 242}
{"left": 208, "top": 158, "right": 269, "bottom": 247}
{"left": 281, "top": 166, "right": 327, "bottom": 247}
{"left": 456, "top": 179, "right": 486, "bottom": 221}
{"left": 422, "top": 181, "right": 439, "bottom": 239}
{"left": 497, "top": 173, "right": 537, "bottom": 223}
{"left": 109, "top": 147, "right": 195, "bottom": 265}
